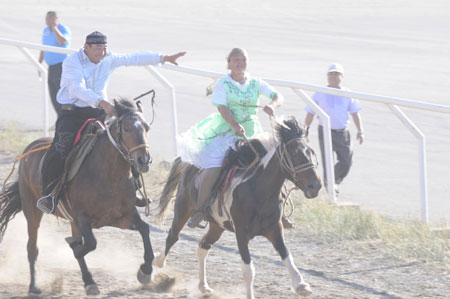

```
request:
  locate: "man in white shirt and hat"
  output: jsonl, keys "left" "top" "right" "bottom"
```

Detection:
{"left": 37, "top": 31, "right": 186, "bottom": 213}
{"left": 304, "top": 63, "right": 364, "bottom": 195}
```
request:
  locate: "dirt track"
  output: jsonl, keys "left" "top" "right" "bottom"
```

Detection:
{"left": 0, "top": 152, "right": 449, "bottom": 298}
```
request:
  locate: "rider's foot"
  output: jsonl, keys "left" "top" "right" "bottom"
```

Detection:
{"left": 36, "top": 194, "right": 55, "bottom": 214}
{"left": 135, "top": 196, "right": 151, "bottom": 207}
{"left": 187, "top": 210, "right": 207, "bottom": 229}
{"left": 281, "top": 216, "right": 295, "bottom": 229}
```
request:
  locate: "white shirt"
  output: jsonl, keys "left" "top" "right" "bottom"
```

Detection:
{"left": 57, "top": 48, "right": 163, "bottom": 107}
{"left": 305, "top": 87, "right": 362, "bottom": 130}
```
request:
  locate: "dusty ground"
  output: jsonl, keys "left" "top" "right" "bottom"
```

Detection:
{"left": 0, "top": 151, "right": 449, "bottom": 299}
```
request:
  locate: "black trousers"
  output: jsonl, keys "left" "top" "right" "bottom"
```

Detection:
{"left": 41, "top": 106, "right": 106, "bottom": 195}
{"left": 48, "top": 63, "right": 63, "bottom": 117}
{"left": 318, "top": 125, "right": 353, "bottom": 185}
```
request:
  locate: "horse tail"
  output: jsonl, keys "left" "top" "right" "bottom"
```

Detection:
{"left": 0, "top": 181, "right": 22, "bottom": 243}
{"left": 157, "top": 157, "right": 189, "bottom": 223}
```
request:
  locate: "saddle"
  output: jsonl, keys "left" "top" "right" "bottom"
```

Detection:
{"left": 209, "top": 138, "right": 268, "bottom": 218}
{"left": 44, "top": 119, "right": 105, "bottom": 199}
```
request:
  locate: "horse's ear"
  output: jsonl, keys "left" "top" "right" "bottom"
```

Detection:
{"left": 136, "top": 100, "right": 143, "bottom": 113}
{"left": 113, "top": 99, "right": 118, "bottom": 107}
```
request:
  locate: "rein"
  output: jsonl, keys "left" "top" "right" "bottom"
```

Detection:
{"left": 1, "top": 142, "right": 51, "bottom": 205}
{"left": 276, "top": 138, "right": 316, "bottom": 182}
{"left": 268, "top": 116, "right": 316, "bottom": 182}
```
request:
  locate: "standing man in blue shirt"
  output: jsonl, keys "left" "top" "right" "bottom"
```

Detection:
{"left": 304, "top": 63, "right": 364, "bottom": 195}
{"left": 39, "top": 11, "right": 71, "bottom": 116}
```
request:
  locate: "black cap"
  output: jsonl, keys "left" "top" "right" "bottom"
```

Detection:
{"left": 85, "top": 31, "right": 107, "bottom": 44}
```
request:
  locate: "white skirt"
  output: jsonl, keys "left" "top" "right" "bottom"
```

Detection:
{"left": 177, "top": 132, "right": 237, "bottom": 169}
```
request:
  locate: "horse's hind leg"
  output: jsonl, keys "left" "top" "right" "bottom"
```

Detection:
{"left": 153, "top": 192, "right": 194, "bottom": 268}
{"left": 24, "top": 207, "right": 43, "bottom": 295}
{"left": 66, "top": 213, "right": 99, "bottom": 295}
{"left": 265, "top": 223, "right": 311, "bottom": 296}
{"left": 197, "top": 222, "right": 224, "bottom": 295}
{"left": 132, "top": 210, "right": 154, "bottom": 285}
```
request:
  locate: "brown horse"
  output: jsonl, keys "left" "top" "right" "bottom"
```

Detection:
{"left": 0, "top": 99, "right": 154, "bottom": 296}
{"left": 154, "top": 117, "right": 322, "bottom": 298}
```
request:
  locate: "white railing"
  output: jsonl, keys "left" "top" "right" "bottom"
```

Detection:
{"left": 2, "top": 37, "right": 450, "bottom": 223}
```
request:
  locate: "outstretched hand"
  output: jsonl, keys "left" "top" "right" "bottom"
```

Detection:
{"left": 163, "top": 51, "right": 187, "bottom": 65}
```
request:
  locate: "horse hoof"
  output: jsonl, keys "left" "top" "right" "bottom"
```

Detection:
{"left": 85, "top": 283, "right": 100, "bottom": 296}
{"left": 295, "top": 282, "right": 312, "bottom": 296}
{"left": 152, "top": 252, "right": 166, "bottom": 268}
{"left": 28, "top": 285, "right": 42, "bottom": 295}
{"left": 137, "top": 267, "right": 152, "bottom": 285}
{"left": 199, "top": 283, "right": 214, "bottom": 296}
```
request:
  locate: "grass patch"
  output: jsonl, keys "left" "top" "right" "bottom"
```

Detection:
{"left": 292, "top": 195, "right": 450, "bottom": 267}
{"left": 0, "top": 122, "right": 41, "bottom": 154}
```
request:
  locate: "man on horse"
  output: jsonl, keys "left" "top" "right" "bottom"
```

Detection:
{"left": 37, "top": 31, "right": 186, "bottom": 214}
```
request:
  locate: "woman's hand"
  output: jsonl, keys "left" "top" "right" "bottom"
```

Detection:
{"left": 233, "top": 123, "right": 246, "bottom": 137}
{"left": 263, "top": 104, "right": 275, "bottom": 116}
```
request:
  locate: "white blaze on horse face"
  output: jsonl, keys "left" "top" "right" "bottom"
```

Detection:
{"left": 133, "top": 118, "right": 141, "bottom": 130}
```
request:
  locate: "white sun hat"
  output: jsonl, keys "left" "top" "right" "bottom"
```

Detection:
{"left": 327, "top": 63, "right": 344, "bottom": 74}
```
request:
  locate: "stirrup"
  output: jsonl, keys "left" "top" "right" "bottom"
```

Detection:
{"left": 36, "top": 194, "right": 55, "bottom": 214}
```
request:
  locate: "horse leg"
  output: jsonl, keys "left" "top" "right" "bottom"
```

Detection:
{"left": 25, "top": 208, "right": 43, "bottom": 295}
{"left": 132, "top": 211, "right": 154, "bottom": 285}
{"left": 153, "top": 192, "right": 194, "bottom": 268}
{"left": 197, "top": 222, "right": 224, "bottom": 295}
{"left": 265, "top": 223, "right": 311, "bottom": 296}
{"left": 235, "top": 228, "right": 255, "bottom": 299}
{"left": 66, "top": 213, "right": 99, "bottom": 295}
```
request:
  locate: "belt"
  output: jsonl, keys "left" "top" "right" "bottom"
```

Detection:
{"left": 319, "top": 125, "right": 347, "bottom": 132}
{"left": 331, "top": 128, "right": 347, "bottom": 132}
{"left": 61, "top": 104, "right": 97, "bottom": 111}
{"left": 61, "top": 104, "right": 75, "bottom": 111}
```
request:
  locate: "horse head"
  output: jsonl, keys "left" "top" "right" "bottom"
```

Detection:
{"left": 108, "top": 99, "right": 152, "bottom": 173}
{"left": 275, "top": 117, "right": 322, "bottom": 198}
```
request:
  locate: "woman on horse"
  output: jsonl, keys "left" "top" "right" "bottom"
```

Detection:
{"left": 177, "top": 48, "right": 284, "bottom": 228}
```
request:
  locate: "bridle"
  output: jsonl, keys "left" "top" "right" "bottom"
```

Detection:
{"left": 105, "top": 111, "right": 150, "bottom": 166}
{"left": 276, "top": 137, "right": 318, "bottom": 182}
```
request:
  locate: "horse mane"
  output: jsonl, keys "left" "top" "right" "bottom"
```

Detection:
{"left": 274, "top": 116, "right": 307, "bottom": 144}
{"left": 114, "top": 98, "right": 138, "bottom": 117}
{"left": 223, "top": 116, "right": 306, "bottom": 170}
{"left": 210, "top": 116, "right": 306, "bottom": 199}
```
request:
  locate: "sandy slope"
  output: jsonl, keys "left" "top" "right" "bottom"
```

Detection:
{"left": 0, "top": 1, "right": 449, "bottom": 225}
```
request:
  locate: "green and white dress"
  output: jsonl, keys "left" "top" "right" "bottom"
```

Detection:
{"left": 177, "top": 73, "right": 278, "bottom": 168}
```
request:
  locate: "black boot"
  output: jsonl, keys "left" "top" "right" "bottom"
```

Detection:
{"left": 187, "top": 210, "right": 207, "bottom": 229}
{"left": 135, "top": 196, "right": 151, "bottom": 207}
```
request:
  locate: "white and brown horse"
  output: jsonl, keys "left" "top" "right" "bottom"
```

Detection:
{"left": 155, "top": 117, "right": 322, "bottom": 298}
